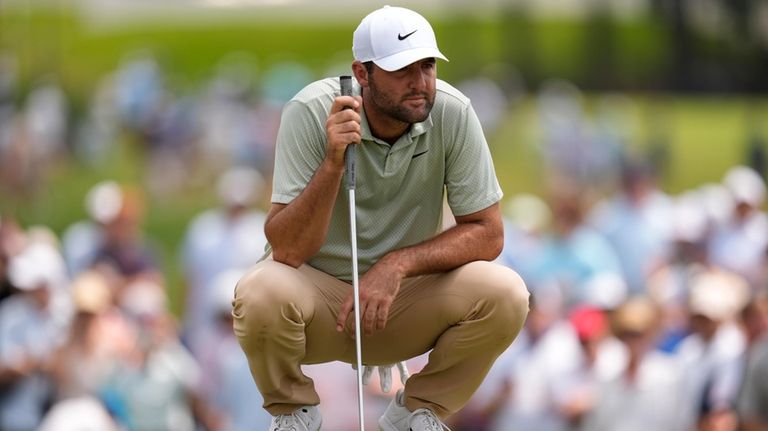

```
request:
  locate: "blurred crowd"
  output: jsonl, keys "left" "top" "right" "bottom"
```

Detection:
{"left": 1, "top": 50, "right": 768, "bottom": 431}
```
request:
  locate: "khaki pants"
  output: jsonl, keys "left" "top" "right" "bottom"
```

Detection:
{"left": 232, "top": 258, "right": 529, "bottom": 418}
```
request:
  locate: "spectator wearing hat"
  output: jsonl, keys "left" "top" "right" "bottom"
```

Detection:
{"left": 557, "top": 306, "right": 625, "bottom": 429}
{"left": 61, "top": 180, "right": 120, "bottom": 276}
{"left": 581, "top": 297, "right": 691, "bottom": 431}
{"left": 0, "top": 242, "right": 71, "bottom": 430}
{"left": 45, "top": 270, "right": 136, "bottom": 431}
{"left": 49, "top": 271, "right": 118, "bottom": 401}
{"left": 647, "top": 192, "right": 716, "bottom": 353}
{"left": 675, "top": 270, "right": 750, "bottom": 431}
{"left": 708, "top": 165, "right": 768, "bottom": 288}
{"left": 90, "top": 184, "right": 159, "bottom": 280}
{"left": 179, "top": 166, "right": 268, "bottom": 358}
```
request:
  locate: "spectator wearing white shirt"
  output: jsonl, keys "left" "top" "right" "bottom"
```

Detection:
{"left": 582, "top": 296, "right": 691, "bottom": 431}
{"left": 0, "top": 242, "right": 71, "bottom": 430}
{"left": 180, "top": 166, "right": 268, "bottom": 358}
{"left": 675, "top": 269, "right": 750, "bottom": 431}
{"left": 708, "top": 166, "right": 768, "bottom": 288}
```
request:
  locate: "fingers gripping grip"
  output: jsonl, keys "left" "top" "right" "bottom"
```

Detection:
{"left": 340, "top": 75, "right": 355, "bottom": 190}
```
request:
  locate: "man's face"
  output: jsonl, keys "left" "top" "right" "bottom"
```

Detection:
{"left": 366, "top": 58, "right": 437, "bottom": 124}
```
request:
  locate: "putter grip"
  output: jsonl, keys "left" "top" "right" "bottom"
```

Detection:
{"left": 340, "top": 75, "right": 355, "bottom": 190}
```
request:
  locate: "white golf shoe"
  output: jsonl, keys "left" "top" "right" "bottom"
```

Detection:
{"left": 378, "top": 390, "right": 451, "bottom": 431}
{"left": 269, "top": 405, "right": 321, "bottom": 431}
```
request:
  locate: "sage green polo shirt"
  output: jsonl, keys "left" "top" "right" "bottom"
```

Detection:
{"left": 271, "top": 77, "right": 502, "bottom": 281}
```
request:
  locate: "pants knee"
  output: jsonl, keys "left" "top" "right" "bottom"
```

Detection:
{"left": 473, "top": 262, "right": 530, "bottom": 343}
{"left": 232, "top": 261, "right": 305, "bottom": 339}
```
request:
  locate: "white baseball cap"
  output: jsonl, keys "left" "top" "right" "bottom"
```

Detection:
{"left": 353, "top": 6, "right": 448, "bottom": 72}
{"left": 723, "top": 165, "right": 766, "bottom": 207}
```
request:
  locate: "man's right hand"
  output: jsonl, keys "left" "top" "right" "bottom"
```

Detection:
{"left": 325, "top": 95, "right": 362, "bottom": 168}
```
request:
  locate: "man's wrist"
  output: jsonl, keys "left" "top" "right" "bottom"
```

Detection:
{"left": 378, "top": 252, "right": 408, "bottom": 279}
{"left": 321, "top": 156, "right": 346, "bottom": 175}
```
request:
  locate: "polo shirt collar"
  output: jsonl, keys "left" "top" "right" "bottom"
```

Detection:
{"left": 360, "top": 105, "right": 433, "bottom": 144}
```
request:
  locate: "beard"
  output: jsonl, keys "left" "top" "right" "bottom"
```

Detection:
{"left": 367, "top": 75, "right": 435, "bottom": 124}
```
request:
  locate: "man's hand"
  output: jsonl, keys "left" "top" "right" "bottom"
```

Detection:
{"left": 336, "top": 256, "right": 403, "bottom": 336}
{"left": 361, "top": 362, "right": 411, "bottom": 393}
{"left": 325, "top": 95, "right": 362, "bottom": 169}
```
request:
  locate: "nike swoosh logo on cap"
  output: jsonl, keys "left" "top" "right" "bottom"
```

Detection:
{"left": 398, "top": 30, "right": 418, "bottom": 40}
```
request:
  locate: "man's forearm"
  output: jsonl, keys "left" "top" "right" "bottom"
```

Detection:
{"left": 266, "top": 160, "right": 345, "bottom": 267}
{"left": 378, "top": 204, "right": 503, "bottom": 279}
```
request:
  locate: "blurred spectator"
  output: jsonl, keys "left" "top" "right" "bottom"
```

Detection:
{"left": 0, "top": 242, "right": 71, "bottom": 430}
{"left": 73, "top": 75, "right": 120, "bottom": 167}
{"left": 498, "top": 193, "right": 550, "bottom": 283}
{"left": 736, "top": 290, "right": 768, "bottom": 430}
{"left": 581, "top": 296, "right": 691, "bottom": 431}
{"left": 708, "top": 165, "right": 768, "bottom": 288}
{"left": 142, "top": 89, "right": 199, "bottom": 197}
{"left": 537, "top": 80, "right": 590, "bottom": 184}
{"left": 114, "top": 51, "right": 163, "bottom": 134}
{"left": 558, "top": 306, "right": 625, "bottom": 429}
{"left": 0, "top": 77, "right": 68, "bottom": 196}
{"left": 676, "top": 269, "right": 750, "bottom": 431}
{"left": 527, "top": 183, "right": 623, "bottom": 307}
{"left": 197, "top": 54, "right": 264, "bottom": 173}
{"left": 180, "top": 166, "right": 267, "bottom": 357}
{"left": 90, "top": 184, "right": 160, "bottom": 281}
{"left": 590, "top": 94, "right": 637, "bottom": 187}
{"left": 696, "top": 182, "right": 736, "bottom": 237}
{"left": 49, "top": 271, "right": 117, "bottom": 401}
{"left": 197, "top": 269, "right": 271, "bottom": 431}
{"left": 102, "top": 279, "right": 220, "bottom": 431}
{"left": 61, "top": 180, "right": 119, "bottom": 276}
{"left": 24, "top": 78, "right": 68, "bottom": 168}
{"left": 647, "top": 192, "right": 712, "bottom": 352}
{"left": 63, "top": 181, "right": 159, "bottom": 285}
{"left": 469, "top": 292, "right": 582, "bottom": 431}
{"left": 44, "top": 268, "right": 126, "bottom": 431}
{"left": 589, "top": 158, "right": 674, "bottom": 295}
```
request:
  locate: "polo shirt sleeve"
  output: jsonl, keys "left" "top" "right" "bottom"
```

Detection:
{"left": 271, "top": 100, "right": 327, "bottom": 204}
{"left": 444, "top": 102, "right": 503, "bottom": 216}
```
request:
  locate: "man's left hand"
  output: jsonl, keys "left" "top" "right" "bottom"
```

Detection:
{"left": 336, "top": 256, "right": 404, "bottom": 336}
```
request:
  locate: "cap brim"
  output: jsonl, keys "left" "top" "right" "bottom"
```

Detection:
{"left": 373, "top": 47, "right": 448, "bottom": 72}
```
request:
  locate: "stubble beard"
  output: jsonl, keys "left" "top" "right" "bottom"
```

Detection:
{"left": 368, "top": 77, "right": 435, "bottom": 124}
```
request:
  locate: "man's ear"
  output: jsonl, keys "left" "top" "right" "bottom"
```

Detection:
{"left": 352, "top": 61, "right": 369, "bottom": 88}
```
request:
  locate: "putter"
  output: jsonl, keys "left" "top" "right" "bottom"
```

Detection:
{"left": 340, "top": 75, "right": 365, "bottom": 431}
